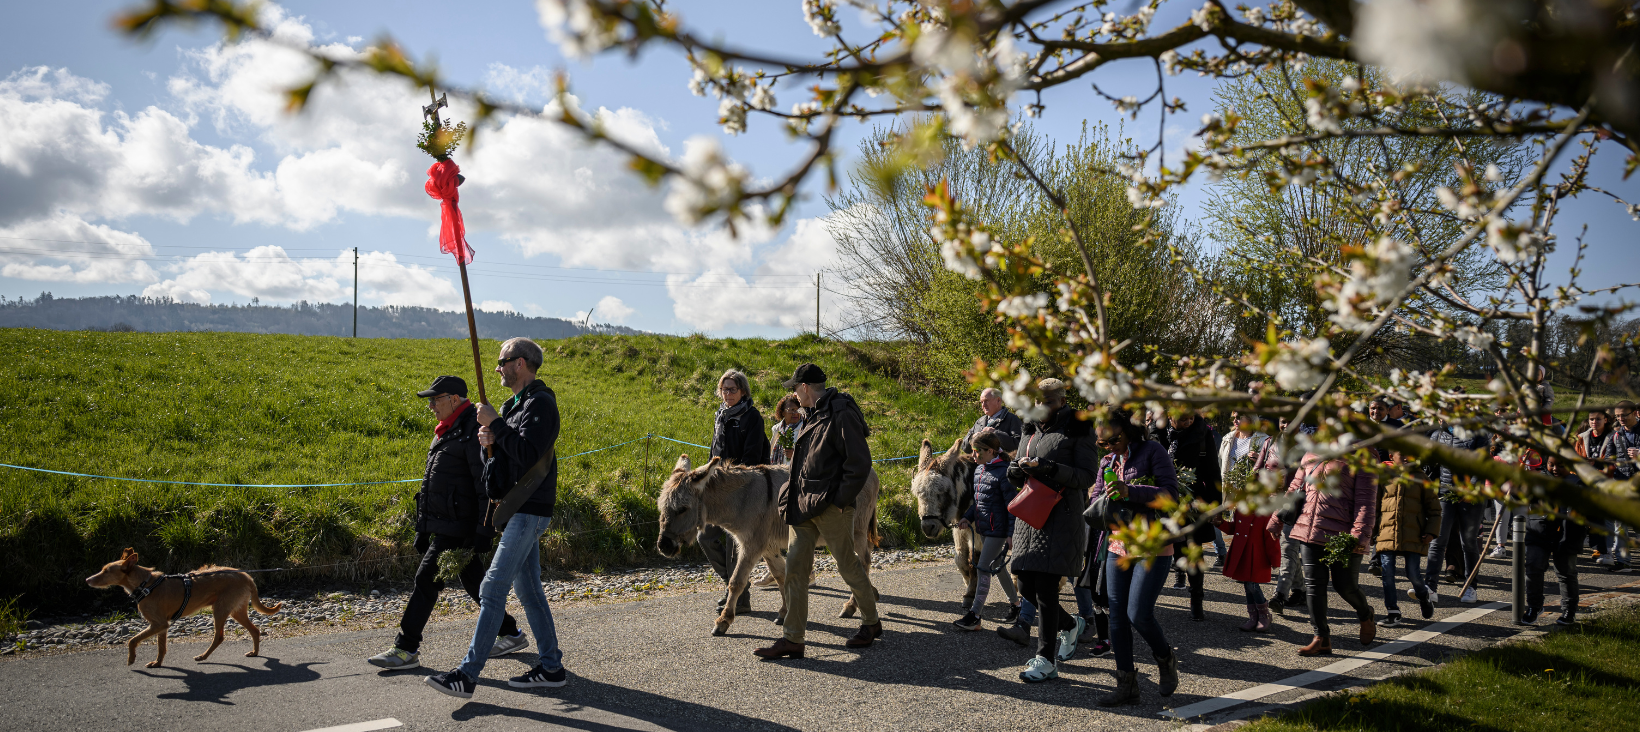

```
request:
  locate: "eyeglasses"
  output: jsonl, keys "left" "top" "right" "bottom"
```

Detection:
{"left": 1096, "top": 436, "right": 1122, "bottom": 448}
{"left": 721, "top": 385, "right": 741, "bottom": 393}
{"left": 497, "top": 355, "right": 524, "bottom": 367}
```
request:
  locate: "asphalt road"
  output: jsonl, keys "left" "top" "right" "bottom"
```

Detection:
{"left": 4, "top": 551, "right": 1636, "bottom": 732}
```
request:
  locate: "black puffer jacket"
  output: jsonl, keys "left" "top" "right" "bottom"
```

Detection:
{"left": 417, "top": 404, "right": 488, "bottom": 537}
{"left": 711, "top": 400, "right": 770, "bottom": 466}
{"left": 1008, "top": 406, "right": 1096, "bottom": 577}
{"left": 780, "top": 388, "right": 873, "bottom": 525}
{"left": 481, "top": 380, "right": 561, "bottom": 519}
{"left": 1429, "top": 428, "right": 1491, "bottom": 496}
{"left": 1161, "top": 417, "right": 1222, "bottom": 544}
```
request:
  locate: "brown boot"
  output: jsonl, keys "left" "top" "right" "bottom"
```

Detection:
{"left": 752, "top": 638, "right": 805, "bottom": 660}
{"left": 845, "top": 622, "right": 883, "bottom": 648}
{"left": 1360, "top": 618, "right": 1377, "bottom": 646}
{"left": 1298, "top": 635, "right": 1332, "bottom": 656}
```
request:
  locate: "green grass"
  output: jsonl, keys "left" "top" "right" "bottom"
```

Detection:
{"left": 1241, "top": 604, "right": 1640, "bottom": 732}
{"left": 0, "top": 329, "right": 971, "bottom": 613}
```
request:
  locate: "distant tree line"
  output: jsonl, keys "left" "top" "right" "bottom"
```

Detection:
{"left": 0, "top": 293, "right": 641, "bottom": 340}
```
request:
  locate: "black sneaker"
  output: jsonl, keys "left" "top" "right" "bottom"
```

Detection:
{"left": 1369, "top": 563, "right": 1382, "bottom": 577}
{"left": 953, "top": 612, "right": 981, "bottom": 631}
{"left": 1520, "top": 606, "right": 1541, "bottom": 624}
{"left": 1003, "top": 604, "right": 1021, "bottom": 624}
{"left": 426, "top": 669, "right": 475, "bottom": 699}
{"left": 1610, "top": 561, "right": 1631, "bottom": 573}
{"left": 1419, "top": 597, "right": 1434, "bottom": 619}
{"left": 1376, "top": 614, "right": 1403, "bottom": 628}
{"left": 1555, "top": 612, "right": 1577, "bottom": 626}
{"left": 997, "top": 621, "right": 1030, "bottom": 646}
{"left": 1170, "top": 571, "right": 1187, "bottom": 589}
{"left": 1268, "top": 595, "right": 1286, "bottom": 616}
{"left": 508, "top": 664, "right": 568, "bottom": 689}
{"left": 1087, "top": 639, "right": 1112, "bottom": 657}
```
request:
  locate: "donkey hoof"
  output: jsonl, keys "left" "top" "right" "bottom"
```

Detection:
{"left": 712, "top": 624, "right": 730, "bottom": 637}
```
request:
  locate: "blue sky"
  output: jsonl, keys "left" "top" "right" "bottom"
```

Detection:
{"left": 1, "top": 1, "right": 1633, "bottom": 336}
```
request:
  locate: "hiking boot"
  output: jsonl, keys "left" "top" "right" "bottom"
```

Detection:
{"left": 1171, "top": 570, "right": 1188, "bottom": 589}
{"left": 1088, "top": 639, "right": 1112, "bottom": 657}
{"left": 845, "top": 622, "right": 882, "bottom": 648}
{"left": 367, "top": 647, "right": 419, "bottom": 670}
{"left": 1459, "top": 587, "right": 1478, "bottom": 604}
{"left": 508, "top": 664, "right": 568, "bottom": 689}
{"left": 1284, "top": 588, "right": 1306, "bottom": 608}
{"left": 752, "top": 638, "right": 805, "bottom": 660}
{"left": 1003, "top": 603, "right": 1021, "bottom": 624}
{"left": 1519, "top": 607, "right": 1541, "bottom": 625}
{"left": 1056, "top": 616, "right": 1085, "bottom": 662}
{"left": 1155, "top": 649, "right": 1180, "bottom": 697}
{"left": 953, "top": 612, "right": 981, "bottom": 631}
{"left": 1268, "top": 594, "right": 1286, "bottom": 616}
{"left": 1377, "top": 614, "right": 1404, "bottom": 628}
{"left": 997, "top": 621, "right": 1031, "bottom": 646}
{"left": 426, "top": 669, "right": 475, "bottom": 699}
{"left": 489, "top": 631, "right": 528, "bottom": 658}
{"left": 1097, "top": 670, "right": 1140, "bottom": 706}
{"left": 1360, "top": 618, "right": 1377, "bottom": 646}
{"left": 1019, "top": 655, "right": 1058, "bottom": 683}
{"left": 1298, "top": 635, "right": 1332, "bottom": 656}
{"left": 1555, "top": 612, "right": 1577, "bottom": 626}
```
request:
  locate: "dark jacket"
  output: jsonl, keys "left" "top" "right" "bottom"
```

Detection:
{"left": 480, "top": 380, "right": 561, "bottom": 519}
{"left": 711, "top": 400, "right": 770, "bottom": 467}
{"left": 1429, "top": 428, "right": 1492, "bottom": 493}
{"left": 780, "top": 388, "right": 873, "bottom": 525}
{"left": 1161, "top": 418, "right": 1222, "bottom": 544}
{"left": 964, "top": 408, "right": 1024, "bottom": 453}
{"left": 417, "top": 403, "right": 489, "bottom": 538}
{"left": 1007, "top": 406, "right": 1096, "bottom": 577}
{"left": 963, "top": 457, "right": 1016, "bottom": 538}
{"left": 1606, "top": 424, "right": 1640, "bottom": 479}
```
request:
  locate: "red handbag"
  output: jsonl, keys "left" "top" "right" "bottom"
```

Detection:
{"left": 1007, "top": 434, "right": 1062, "bottom": 530}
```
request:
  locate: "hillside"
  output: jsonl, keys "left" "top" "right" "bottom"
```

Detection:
{"left": 0, "top": 329, "right": 973, "bottom": 612}
{"left": 0, "top": 293, "right": 641, "bottom": 339}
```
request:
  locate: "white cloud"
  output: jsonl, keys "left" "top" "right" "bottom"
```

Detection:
{"left": 141, "top": 247, "right": 461, "bottom": 307}
{"left": 589, "top": 295, "right": 634, "bottom": 324}
{"left": 478, "top": 299, "right": 517, "bottom": 313}
{"left": 667, "top": 216, "right": 843, "bottom": 331}
{"left": 0, "top": 213, "right": 159, "bottom": 284}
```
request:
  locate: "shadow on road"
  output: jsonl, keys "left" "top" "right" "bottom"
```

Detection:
{"left": 452, "top": 676, "right": 800, "bottom": 731}
{"left": 135, "top": 656, "right": 329, "bottom": 705}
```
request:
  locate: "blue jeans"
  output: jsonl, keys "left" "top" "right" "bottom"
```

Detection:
{"left": 1106, "top": 554, "right": 1171, "bottom": 672}
{"left": 458, "top": 513, "right": 561, "bottom": 679}
{"left": 1213, "top": 528, "right": 1227, "bottom": 558}
{"left": 1426, "top": 499, "right": 1483, "bottom": 592}
{"left": 1243, "top": 582, "right": 1266, "bottom": 605}
{"left": 1378, "top": 550, "right": 1426, "bottom": 615}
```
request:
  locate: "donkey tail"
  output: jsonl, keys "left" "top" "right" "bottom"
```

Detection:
{"left": 868, "top": 508, "right": 880, "bottom": 549}
{"left": 249, "top": 584, "right": 282, "bottom": 615}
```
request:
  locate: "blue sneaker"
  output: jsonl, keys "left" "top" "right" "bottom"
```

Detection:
{"left": 508, "top": 664, "right": 568, "bottom": 689}
{"left": 425, "top": 669, "right": 474, "bottom": 699}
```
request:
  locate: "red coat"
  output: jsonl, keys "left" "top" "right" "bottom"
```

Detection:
{"left": 1218, "top": 510, "right": 1281, "bottom": 584}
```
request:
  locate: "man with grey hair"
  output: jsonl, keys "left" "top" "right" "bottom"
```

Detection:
{"left": 427, "top": 337, "right": 568, "bottom": 698}
{"left": 964, "top": 387, "right": 1023, "bottom": 455}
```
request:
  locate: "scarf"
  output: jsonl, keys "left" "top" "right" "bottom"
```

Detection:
{"left": 712, "top": 399, "right": 752, "bottom": 457}
{"left": 434, "top": 399, "right": 471, "bottom": 438}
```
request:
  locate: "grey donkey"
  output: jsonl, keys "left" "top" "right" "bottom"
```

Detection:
{"left": 656, "top": 454, "right": 880, "bottom": 636}
{"left": 909, "top": 438, "right": 983, "bottom": 609}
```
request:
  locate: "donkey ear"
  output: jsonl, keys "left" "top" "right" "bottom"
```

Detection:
{"left": 673, "top": 454, "right": 692, "bottom": 473}
{"left": 945, "top": 437, "right": 966, "bottom": 459}
{"left": 917, "top": 439, "right": 935, "bottom": 471}
{"left": 689, "top": 456, "right": 723, "bottom": 493}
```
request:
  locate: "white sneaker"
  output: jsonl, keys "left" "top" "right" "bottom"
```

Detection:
{"left": 1019, "top": 655, "right": 1058, "bottom": 683}
{"left": 1410, "top": 587, "right": 1439, "bottom": 605}
{"left": 1056, "top": 616, "right": 1085, "bottom": 662}
{"left": 1488, "top": 547, "right": 1506, "bottom": 559}
{"left": 1459, "top": 587, "right": 1478, "bottom": 604}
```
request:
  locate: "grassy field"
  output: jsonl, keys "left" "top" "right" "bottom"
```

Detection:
{"left": 1242, "top": 603, "right": 1640, "bottom": 732}
{"left": 0, "top": 330, "right": 972, "bottom": 613}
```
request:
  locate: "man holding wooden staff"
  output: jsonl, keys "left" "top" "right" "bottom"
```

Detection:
{"left": 427, "top": 337, "right": 567, "bottom": 698}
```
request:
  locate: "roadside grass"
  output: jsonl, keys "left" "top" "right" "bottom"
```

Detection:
{"left": 0, "top": 329, "right": 971, "bottom": 614}
{"left": 0, "top": 595, "right": 28, "bottom": 636}
{"left": 1240, "top": 604, "right": 1640, "bottom": 732}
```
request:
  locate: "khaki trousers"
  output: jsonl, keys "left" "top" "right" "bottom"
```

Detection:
{"left": 783, "top": 504, "right": 879, "bottom": 643}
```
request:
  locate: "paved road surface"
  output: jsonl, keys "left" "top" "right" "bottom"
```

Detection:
{"left": 4, "top": 552, "right": 1635, "bottom": 732}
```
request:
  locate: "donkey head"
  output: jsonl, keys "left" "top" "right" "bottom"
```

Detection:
{"left": 655, "top": 454, "right": 723, "bottom": 557}
{"left": 909, "top": 437, "right": 971, "bottom": 538}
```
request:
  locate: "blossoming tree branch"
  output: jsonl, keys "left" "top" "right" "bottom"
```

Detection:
{"left": 117, "top": 0, "right": 1640, "bottom": 560}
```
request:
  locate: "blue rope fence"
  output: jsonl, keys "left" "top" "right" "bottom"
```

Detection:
{"left": 0, "top": 433, "right": 927, "bottom": 488}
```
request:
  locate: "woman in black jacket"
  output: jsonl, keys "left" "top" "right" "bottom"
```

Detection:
{"left": 703, "top": 369, "right": 771, "bottom": 614}
{"left": 1007, "top": 378, "right": 1097, "bottom": 683}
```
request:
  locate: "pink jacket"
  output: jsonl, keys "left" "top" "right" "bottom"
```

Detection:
{"left": 1266, "top": 453, "right": 1377, "bottom": 553}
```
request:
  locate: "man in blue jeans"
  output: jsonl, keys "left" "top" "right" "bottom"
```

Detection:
{"left": 427, "top": 337, "right": 566, "bottom": 698}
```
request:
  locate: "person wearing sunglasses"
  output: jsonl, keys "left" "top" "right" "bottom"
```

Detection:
{"left": 702, "top": 369, "right": 770, "bottom": 615}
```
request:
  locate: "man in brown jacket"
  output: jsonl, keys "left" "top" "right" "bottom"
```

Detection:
{"left": 754, "top": 363, "right": 881, "bottom": 659}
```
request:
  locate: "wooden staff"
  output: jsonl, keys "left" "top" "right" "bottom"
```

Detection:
{"left": 424, "top": 87, "right": 488, "bottom": 408}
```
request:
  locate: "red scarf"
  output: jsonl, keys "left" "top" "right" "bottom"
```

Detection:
{"left": 435, "top": 399, "right": 471, "bottom": 438}
{"left": 424, "top": 160, "right": 474, "bottom": 264}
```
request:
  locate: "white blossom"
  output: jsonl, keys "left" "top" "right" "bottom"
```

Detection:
{"left": 1455, "top": 327, "right": 1495, "bottom": 351}
{"left": 1190, "top": 5, "right": 1217, "bottom": 31}
{"left": 1328, "top": 237, "right": 1415, "bottom": 330}
{"left": 688, "top": 67, "right": 709, "bottom": 97}
{"left": 1435, "top": 186, "right": 1482, "bottom": 220}
{"left": 1267, "top": 338, "right": 1331, "bottom": 391}
{"left": 802, "top": 0, "right": 842, "bottom": 37}
{"left": 1486, "top": 219, "right": 1548, "bottom": 263}
{"left": 997, "top": 292, "right": 1050, "bottom": 318}
{"left": 912, "top": 27, "right": 980, "bottom": 75}
{"left": 718, "top": 98, "right": 747, "bottom": 135}
{"left": 1305, "top": 97, "right": 1343, "bottom": 134}
{"left": 1001, "top": 370, "right": 1051, "bottom": 422}
{"left": 1243, "top": 6, "right": 1265, "bottom": 25}
{"left": 664, "top": 138, "right": 748, "bottom": 225}
{"left": 936, "top": 77, "right": 1008, "bottom": 149}
{"left": 1357, "top": 0, "right": 1506, "bottom": 84}
{"left": 1484, "top": 163, "right": 1503, "bottom": 182}
{"left": 748, "top": 84, "right": 776, "bottom": 111}
{"left": 535, "top": 0, "right": 618, "bottom": 58}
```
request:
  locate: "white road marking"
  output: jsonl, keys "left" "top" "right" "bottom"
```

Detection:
{"left": 299, "top": 719, "right": 403, "bottom": 732}
{"left": 1161, "top": 601, "right": 1506, "bottom": 720}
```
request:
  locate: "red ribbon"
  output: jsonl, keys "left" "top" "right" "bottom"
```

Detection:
{"left": 424, "top": 160, "right": 474, "bottom": 265}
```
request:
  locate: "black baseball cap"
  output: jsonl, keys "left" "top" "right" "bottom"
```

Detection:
{"left": 782, "top": 363, "right": 827, "bottom": 390}
{"left": 416, "top": 375, "right": 468, "bottom": 399}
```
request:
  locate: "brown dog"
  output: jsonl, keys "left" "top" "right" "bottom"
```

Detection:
{"left": 85, "top": 548, "right": 282, "bottom": 668}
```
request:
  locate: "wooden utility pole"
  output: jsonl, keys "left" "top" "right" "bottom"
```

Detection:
{"left": 351, "top": 246, "right": 358, "bottom": 338}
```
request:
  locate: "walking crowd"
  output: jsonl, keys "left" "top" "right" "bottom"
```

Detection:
{"left": 370, "top": 337, "right": 1639, "bottom": 706}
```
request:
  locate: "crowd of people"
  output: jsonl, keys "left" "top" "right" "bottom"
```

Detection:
{"left": 367, "top": 338, "right": 1638, "bottom": 705}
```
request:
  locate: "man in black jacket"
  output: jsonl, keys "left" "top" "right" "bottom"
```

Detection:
{"left": 427, "top": 338, "right": 567, "bottom": 699}
{"left": 368, "top": 376, "right": 523, "bottom": 671}
{"left": 963, "top": 388, "right": 1024, "bottom": 454}
{"left": 753, "top": 363, "right": 881, "bottom": 660}
{"left": 1158, "top": 411, "right": 1223, "bottom": 617}
{"left": 1422, "top": 426, "right": 1491, "bottom": 604}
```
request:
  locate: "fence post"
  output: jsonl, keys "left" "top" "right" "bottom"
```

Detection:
{"left": 1511, "top": 514, "right": 1526, "bottom": 624}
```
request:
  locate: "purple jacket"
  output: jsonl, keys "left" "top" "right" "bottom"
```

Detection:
{"left": 1268, "top": 453, "right": 1377, "bottom": 552}
{"left": 1092, "top": 439, "right": 1180, "bottom": 505}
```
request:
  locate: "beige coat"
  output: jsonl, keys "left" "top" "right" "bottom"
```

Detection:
{"left": 1375, "top": 474, "right": 1443, "bottom": 554}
